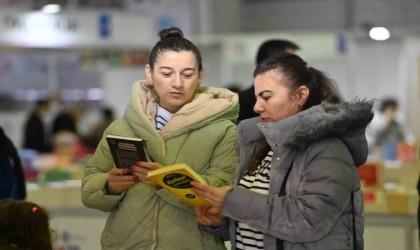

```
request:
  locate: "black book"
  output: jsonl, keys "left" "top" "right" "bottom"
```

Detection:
{"left": 106, "top": 135, "right": 147, "bottom": 175}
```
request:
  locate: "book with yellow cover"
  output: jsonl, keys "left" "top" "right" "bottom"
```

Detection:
{"left": 147, "top": 163, "right": 208, "bottom": 206}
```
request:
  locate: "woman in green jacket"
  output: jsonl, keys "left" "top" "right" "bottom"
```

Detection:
{"left": 81, "top": 27, "right": 239, "bottom": 250}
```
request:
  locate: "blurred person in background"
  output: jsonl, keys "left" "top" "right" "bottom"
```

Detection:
{"left": 81, "top": 27, "right": 238, "bottom": 249}
{"left": 52, "top": 105, "right": 86, "bottom": 137}
{"left": 0, "top": 199, "right": 55, "bottom": 249}
{"left": 51, "top": 105, "right": 88, "bottom": 158}
{"left": 192, "top": 53, "right": 373, "bottom": 250}
{"left": 22, "top": 99, "right": 51, "bottom": 153}
{"left": 84, "top": 107, "right": 115, "bottom": 150}
{"left": 237, "top": 39, "right": 300, "bottom": 122}
{"left": 366, "top": 97, "right": 416, "bottom": 159}
{"left": 0, "top": 126, "right": 26, "bottom": 200}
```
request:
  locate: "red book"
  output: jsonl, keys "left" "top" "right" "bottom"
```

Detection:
{"left": 358, "top": 163, "right": 379, "bottom": 186}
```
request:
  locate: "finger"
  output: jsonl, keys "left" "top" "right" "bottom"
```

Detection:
{"left": 138, "top": 161, "right": 161, "bottom": 170}
{"left": 108, "top": 180, "right": 137, "bottom": 191}
{"left": 109, "top": 175, "right": 138, "bottom": 182}
{"left": 195, "top": 206, "right": 208, "bottom": 218}
{"left": 110, "top": 167, "right": 128, "bottom": 175}
{"left": 195, "top": 206, "right": 203, "bottom": 216}
{"left": 191, "top": 187, "right": 210, "bottom": 198}
{"left": 137, "top": 172, "right": 149, "bottom": 181}
{"left": 197, "top": 216, "right": 213, "bottom": 226}
{"left": 137, "top": 167, "right": 153, "bottom": 175}
{"left": 208, "top": 207, "right": 222, "bottom": 215}
{"left": 191, "top": 181, "right": 208, "bottom": 190}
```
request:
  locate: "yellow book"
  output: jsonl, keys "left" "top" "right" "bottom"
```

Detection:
{"left": 147, "top": 163, "right": 208, "bottom": 206}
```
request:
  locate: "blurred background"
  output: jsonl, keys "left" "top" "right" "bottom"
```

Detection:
{"left": 0, "top": 0, "right": 419, "bottom": 249}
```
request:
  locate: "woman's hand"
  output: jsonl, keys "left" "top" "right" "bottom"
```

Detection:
{"left": 131, "top": 161, "right": 162, "bottom": 188}
{"left": 106, "top": 167, "right": 139, "bottom": 195}
{"left": 191, "top": 181, "right": 231, "bottom": 215}
{"left": 195, "top": 205, "right": 225, "bottom": 226}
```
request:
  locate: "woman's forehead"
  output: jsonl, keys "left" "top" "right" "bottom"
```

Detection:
{"left": 155, "top": 51, "right": 197, "bottom": 67}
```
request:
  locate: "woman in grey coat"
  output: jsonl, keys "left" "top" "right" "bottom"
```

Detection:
{"left": 192, "top": 53, "right": 373, "bottom": 250}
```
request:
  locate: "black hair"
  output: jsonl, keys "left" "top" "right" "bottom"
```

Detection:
{"left": 0, "top": 199, "right": 55, "bottom": 249}
{"left": 253, "top": 52, "right": 341, "bottom": 110}
{"left": 256, "top": 40, "right": 300, "bottom": 65}
{"left": 148, "top": 27, "right": 203, "bottom": 71}
{"left": 379, "top": 98, "right": 398, "bottom": 113}
{"left": 102, "top": 107, "right": 114, "bottom": 119}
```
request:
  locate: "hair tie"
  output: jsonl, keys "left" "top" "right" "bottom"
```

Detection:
{"left": 32, "top": 207, "right": 38, "bottom": 213}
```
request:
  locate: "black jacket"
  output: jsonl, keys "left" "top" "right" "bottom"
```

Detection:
{"left": 0, "top": 127, "right": 26, "bottom": 200}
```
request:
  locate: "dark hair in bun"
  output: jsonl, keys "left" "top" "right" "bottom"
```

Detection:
{"left": 148, "top": 27, "right": 202, "bottom": 70}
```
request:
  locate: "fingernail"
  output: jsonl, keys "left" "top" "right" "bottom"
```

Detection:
{"left": 132, "top": 176, "right": 138, "bottom": 181}
{"left": 137, "top": 161, "right": 142, "bottom": 166}
{"left": 131, "top": 166, "right": 136, "bottom": 171}
{"left": 122, "top": 169, "right": 127, "bottom": 174}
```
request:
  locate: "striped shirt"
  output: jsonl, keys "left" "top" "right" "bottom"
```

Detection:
{"left": 236, "top": 150, "right": 273, "bottom": 250}
{"left": 155, "top": 105, "right": 173, "bottom": 132}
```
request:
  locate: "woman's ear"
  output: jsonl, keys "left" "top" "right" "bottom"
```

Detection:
{"left": 145, "top": 64, "right": 152, "bottom": 85}
{"left": 197, "top": 68, "right": 205, "bottom": 87}
{"left": 295, "top": 85, "right": 310, "bottom": 107}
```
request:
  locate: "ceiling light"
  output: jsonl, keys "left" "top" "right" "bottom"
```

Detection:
{"left": 369, "top": 27, "right": 390, "bottom": 41}
{"left": 41, "top": 4, "right": 61, "bottom": 14}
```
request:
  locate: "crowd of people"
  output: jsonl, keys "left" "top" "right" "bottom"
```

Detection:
{"left": 22, "top": 100, "right": 115, "bottom": 154}
{"left": 2, "top": 25, "right": 419, "bottom": 249}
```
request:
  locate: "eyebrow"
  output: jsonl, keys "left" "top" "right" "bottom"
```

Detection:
{"left": 158, "top": 66, "right": 196, "bottom": 72}
{"left": 256, "top": 90, "right": 273, "bottom": 97}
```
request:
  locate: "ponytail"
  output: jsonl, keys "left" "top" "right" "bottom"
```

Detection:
{"left": 303, "top": 67, "right": 341, "bottom": 110}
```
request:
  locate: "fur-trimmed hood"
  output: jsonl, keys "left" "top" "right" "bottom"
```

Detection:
{"left": 239, "top": 100, "right": 374, "bottom": 166}
{"left": 124, "top": 80, "right": 239, "bottom": 140}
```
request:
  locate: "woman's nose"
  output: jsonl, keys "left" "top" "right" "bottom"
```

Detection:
{"left": 171, "top": 76, "right": 183, "bottom": 88}
{"left": 253, "top": 100, "right": 263, "bottom": 113}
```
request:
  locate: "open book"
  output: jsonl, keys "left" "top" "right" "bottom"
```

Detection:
{"left": 106, "top": 135, "right": 147, "bottom": 175}
{"left": 147, "top": 163, "right": 208, "bottom": 206}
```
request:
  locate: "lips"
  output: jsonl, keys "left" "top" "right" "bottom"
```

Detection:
{"left": 170, "top": 92, "right": 184, "bottom": 97}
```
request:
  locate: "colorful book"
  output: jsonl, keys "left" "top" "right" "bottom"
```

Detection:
{"left": 147, "top": 163, "right": 208, "bottom": 206}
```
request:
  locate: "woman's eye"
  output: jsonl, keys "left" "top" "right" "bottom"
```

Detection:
{"left": 183, "top": 74, "right": 193, "bottom": 78}
{"left": 262, "top": 96, "right": 271, "bottom": 101}
{"left": 162, "top": 73, "right": 171, "bottom": 77}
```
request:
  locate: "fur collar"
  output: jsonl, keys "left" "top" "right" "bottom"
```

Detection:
{"left": 284, "top": 100, "right": 374, "bottom": 150}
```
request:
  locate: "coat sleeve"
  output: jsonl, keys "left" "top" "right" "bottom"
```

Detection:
{"left": 81, "top": 134, "right": 125, "bottom": 212}
{"left": 200, "top": 123, "right": 238, "bottom": 186}
{"left": 222, "top": 141, "right": 354, "bottom": 243}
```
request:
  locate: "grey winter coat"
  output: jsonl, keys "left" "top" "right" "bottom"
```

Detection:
{"left": 202, "top": 101, "right": 373, "bottom": 250}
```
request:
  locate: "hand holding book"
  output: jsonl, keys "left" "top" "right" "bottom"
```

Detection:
{"left": 131, "top": 161, "right": 161, "bottom": 188}
{"left": 106, "top": 167, "right": 139, "bottom": 195}
{"left": 190, "top": 181, "right": 232, "bottom": 213}
{"left": 147, "top": 163, "right": 210, "bottom": 206}
{"left": 106, "top": 135, "right": 147, "bottom": 175}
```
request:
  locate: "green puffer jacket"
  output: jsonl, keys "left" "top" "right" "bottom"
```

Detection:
{"left": 81, "top": 80, "right": 239, "bottom": 250}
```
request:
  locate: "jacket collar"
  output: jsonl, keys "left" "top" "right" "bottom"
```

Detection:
{"left": 124, "top": 80, "right": 239, "bottom": 140}
{"left": 239, "top": 100, "right": 374, "bottom": 165}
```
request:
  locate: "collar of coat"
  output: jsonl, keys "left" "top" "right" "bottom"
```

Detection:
{"left": 238, "top": 100, "right": 374, "bottom": 165}
{"left": 124, "top": 80, "right": 239, "bottom": 139}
